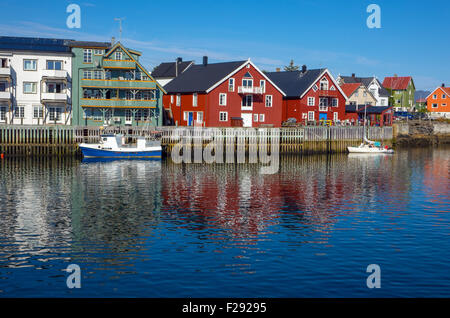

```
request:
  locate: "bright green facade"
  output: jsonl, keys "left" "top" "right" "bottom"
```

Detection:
{"left": 71, "top": 42, "right": 165, "bottom": 127}
{"left": 387, "top": 79, "right": 416, "bottom": 110}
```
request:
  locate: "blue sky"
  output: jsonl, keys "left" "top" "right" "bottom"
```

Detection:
{"left": 1, "top": 0, "right": 449, "bottom": 91}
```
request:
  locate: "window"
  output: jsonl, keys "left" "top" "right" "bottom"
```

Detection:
{"left": 333, "top": 112, "right": 338, "bottom": 121}
{"left": 94, "top": 49, "right": 104, "bottom": 55}
{"left": 135, "top": 110, "right": 142, "bottom": 121}
{"left": 308, "top": 111, "right": 314, "bottom": 121}
{"left": 193, "top": 93, "right": 198, "bottom": 106}
{"left": 381, "top": 99, "right": 386, "bottom": 106}
{"left": 443, "top": 94, "right": 447, "bottom": 99}
{"left": 432, "top": 103, "right": 438, "bottom": 108}
{"left": 125, "top": 110, "right": 132, "bottom": 122}
{"left": 176, "top": 94, "right": 181, "bottom": 106}
{"left": 33, "top": 106, "right": 43, "bottom": 118}
{"left": 126, "top": 91, "right": 133, "bottom": 100}
{"left": 48, "top": 107, "right": 61, "bottom": 121}
{"left": 219, "top": 93, "right": 227, "bottom": 106}
{"left": 228, "top": 78, "right": 235, "bottom": 92}
{"left": 170, "top": 95, "right": 174, "bottom": 104}
{"left": 320, "top": 78, "right": 329, "bottom": 90}
{"left": 23, "top": 59, "right": 37, "bottom": 71}
{"left": 260, "top": 80, "right": 266, "bottom": 93}
{"left": 242, "top": 95, "right": 253, "bottom": 108}
{"left": 330, "top": 86, "right": 336, "bottom": 91}
{"left": 370, "top": 88, "right": 377, "bottom": 96}
{"left": 363, "top": 92, "right": 367, "bottom": 97}
{"left": 319, "top": 98, "right": 328, "bottom": 106}
{"left": 197, "top": 112, "right": 203, "bottom": 123}
{"left": 259, "top": 114, "right": 265, "bottom": 122}
{"left": 115, "top": 51, "right": 123, "bottom": 60}
{"left": 302, "top": 113, "right": 307, "bottom": 119}
{"left": 219, "top": 111, "right": 228, "bottom": 121}
{"left": 0, "top": 82, "right": 6, "bottom": 92}
{"left": 0, "top": 106, "right": 6, "bottom": 121}
{"left": 23, "top": 82, "right": 37, "bottom": 94}
{"left": 265, "top": 95, "right": 273, "bottom": 107}
{"left": 307, "top": 97, "right": 315, "bottom": 106}
{"left": 242, "top": 79, "right": 253, "bottom": 88}
{"left": 93, "top": 70, "right": 103, "bottom": 79}
{"left": 312, "top": 84, "right": 318, "bottom": 92}
{"left": 442, "top": 103, "right": 447, "bottom": 107}
{"left": 253, "top": 114, "right": 258, "bottom": 122}
{"left": 83, "top": 71, "right": 92, "bottom": 79}
{"left": 47, "top": 83, "right": 63, "bottom": 93}
{"left": 331, "top": 98, "right": 338, "bottom": 107}
{"left": 83, "top": 49, "right": 92, "bottom": 63}
{"left": 433, "top": 94, "right": 437, "bottom": 99}
{"left": 15, "top": 106, "right": 25, "bottom": 118}
{"left": 46, "top": 60, "right": 62, "bottom": 70}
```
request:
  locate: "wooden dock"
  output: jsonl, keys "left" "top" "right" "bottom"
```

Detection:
{"left": 0, "top": 125, "right": 393, "bottom": 157}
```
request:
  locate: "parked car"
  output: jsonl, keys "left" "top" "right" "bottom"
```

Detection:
{"left": 394, "top": 111, "right": 414, "bottom": 120}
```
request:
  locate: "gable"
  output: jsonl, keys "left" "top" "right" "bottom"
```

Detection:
{"left": 302, "top": 70, "right": 349, "bottom": 101}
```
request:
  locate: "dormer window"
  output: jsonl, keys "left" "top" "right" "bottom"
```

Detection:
{"left": 320, "top": 78, "right": 329, "bottom": 90}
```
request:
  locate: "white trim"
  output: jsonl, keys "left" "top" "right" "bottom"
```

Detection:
{"left": 205, "top": 59, "right": 286, "bottom": 96}
{"left": 426, "top": 87, "right": 448, "bottom": 100}
{"left": 299, "top": 69, "right": 349, "bottom": 101}
{"left": 219, "top": 93, "right": 227, "bottom": 106}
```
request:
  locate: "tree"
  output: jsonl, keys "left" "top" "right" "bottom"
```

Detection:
{"left": 284, "top": 60, "right": 299, "bottom": 71}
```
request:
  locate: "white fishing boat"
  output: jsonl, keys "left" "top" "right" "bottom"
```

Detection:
{"left": 347, "top": 137, "right": 394, "bottom": 154}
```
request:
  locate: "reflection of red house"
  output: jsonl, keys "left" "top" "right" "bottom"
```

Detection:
{"left": 265, "top": 66, "right": 348, "bottom": 123}
{"left": 163, "top": 57, "right": 286, "bottom": 127}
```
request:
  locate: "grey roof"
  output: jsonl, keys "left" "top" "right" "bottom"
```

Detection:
{"left": 164, "top": 61, "right": 247, "bottom": 93}
{"left": 265, "top": 69, "right": 325, "bottom": 98}
{"left": 341, "top": 75, "right": 390, "bottom": 97}
{"left": 68, "top": 40, "right": 111, "bottom": 48}
{"left": 0, "top": 36, "right": 72, "bottom": 53}
{"left": 346, "top": 104, "right": 392, "bottom": 114}
{"left": 152, "top": 61, "right": 194, "bottom": 78}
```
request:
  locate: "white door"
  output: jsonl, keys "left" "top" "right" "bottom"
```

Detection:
{"left": 242, "top": 113, "right": 252, "bottom": 127}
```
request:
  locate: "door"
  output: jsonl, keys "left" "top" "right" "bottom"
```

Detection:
{"left": 319, "top": 113, "right": 327, "bottom": 120}
{"left": 242, "top": 113, "right": 252, "bottom": 127}
{"left": 188, "top": 112, "right": 193, "bottom": 126}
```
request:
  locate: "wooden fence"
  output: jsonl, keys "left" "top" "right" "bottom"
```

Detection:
{"left": 0, "top": 125, "right": 393, "bottom": 157}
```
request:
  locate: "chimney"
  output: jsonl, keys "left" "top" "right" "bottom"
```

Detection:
{"left": 276, "top": 67, "right": 281, "bottom": 72}
{"left": 111, "top": 37, "right": 115, "bottom": 46}
{"left": 352, "top": 73, "right": 355, "bottom": 78}
{"left": 175, "top": 58, "right": 178, "bottom": 77}
{"left": 203, "top": 56, "right": 208, "bottom": 66}
{"left": 302, "top": 65, "right": 307, "bottom": 73}
{"left": 442, "top": 83, "right": 445, "bottom": 87}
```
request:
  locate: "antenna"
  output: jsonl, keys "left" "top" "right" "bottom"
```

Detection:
{"left": 114, "top": 17, "right": 125, "bottom": 42}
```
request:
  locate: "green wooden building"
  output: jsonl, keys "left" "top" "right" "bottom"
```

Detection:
{"left": 382, "top": 76, "right": 415, "bottom": 111}
{"left": 70, "top": 40, "right": 165, "bottom": 127}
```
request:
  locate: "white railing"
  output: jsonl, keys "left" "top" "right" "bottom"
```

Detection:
{"left": 0, "top": 67, "right": 11, "bottom": 76}
{"left": 41, "top": 92, "right": 68, "bottom": 101}
{"left": 42, "top": 69, "right": 68, "bottom": 78}
{"left": 238, "top": 86, "right": 264, "bottom": 94}
{"left": 0, "top": 91, "right": 12, "bottom": 99}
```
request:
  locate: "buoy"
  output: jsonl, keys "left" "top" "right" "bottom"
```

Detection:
{"left": 1, "top": 153, "right": 4, "bottom": 159}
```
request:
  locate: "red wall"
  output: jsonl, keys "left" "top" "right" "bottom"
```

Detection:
{"left": 282, "top": 72, "right": 347, "bottom": 123}
{"left": 164, "top": 63, "right": 284, "bottom": 127}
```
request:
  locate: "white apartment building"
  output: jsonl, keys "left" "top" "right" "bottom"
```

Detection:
{"left": 0, "top": 37, "right": 72, "bottom": 125}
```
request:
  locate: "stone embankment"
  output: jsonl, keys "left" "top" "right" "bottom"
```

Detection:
{"left": 393, "top": 121, "right": 450, "bottom": 147}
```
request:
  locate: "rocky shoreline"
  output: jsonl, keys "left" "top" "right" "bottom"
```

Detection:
{"left": 393, "top": 121, "right": 450, "bottom": 147}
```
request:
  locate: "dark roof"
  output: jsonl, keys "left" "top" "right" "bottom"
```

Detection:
{"left": 0, "top": 36, "right": 72, "bottom": 53}
{"left": 68, "top": 40, "right": 111, "bottom": 48}
{"left": 345, "top": 105, "right": 392, "bottom": 114}
{"left": 152, "top": 61, "right": 194, "bottom": 78}
{"left": 164, "top": 61, "right": 247, "bottom": 93}
{"left": 345, "top": 104, "right": 363, "bottom": 113}
{"left": 265, "top": 69, "right": 325, "bottom": 98}
{"left": 341, "top": 76, "right": 390, "bottom": 97}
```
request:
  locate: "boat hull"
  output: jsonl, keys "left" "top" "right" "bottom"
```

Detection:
{"left": 79, "top": 145, "right": 162, "bottom": 159}
{"left": 347, "top": 146, "right": 394, "bottom": 154}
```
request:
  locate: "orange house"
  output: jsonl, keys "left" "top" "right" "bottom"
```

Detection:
{"left": 426, "top": 84, "right": 450, "bottom": 118}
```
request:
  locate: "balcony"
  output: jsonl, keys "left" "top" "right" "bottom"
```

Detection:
{"left": 318, "top": 89, "right": 339, "bottom": 97}
{"left": 81, "top": 98, "right": 157, "bottom": 108}
{"left": 0, "top": 67, "right": 11, "bottom": 77}
{"left": 42, "top": 69, "right": 68, "bottom": 79}
{"left": 41, "top": 92, "right": 68, "bottom": 103}
{"left": 238, "top": 86, "right": 264, "bottom": 94}
{"left": 81, "top": 79, "right": 156, "bottom": 89}
{"left": 103, "top": 59, "right": 136, "bottom": 69}
{"left": 0, "top": 91, "right": 11, "bottom": 100}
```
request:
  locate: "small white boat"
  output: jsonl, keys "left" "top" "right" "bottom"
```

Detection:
{"left": 79, "top": 134, "right": 162, "bottom": 159}
{"left": 347, "top": 137, "right": 394, "bottom": 154}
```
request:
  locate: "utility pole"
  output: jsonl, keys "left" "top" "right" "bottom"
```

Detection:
{"left": 114, "top": 17, "right": 125, "bottom": 42}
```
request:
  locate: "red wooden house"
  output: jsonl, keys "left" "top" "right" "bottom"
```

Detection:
{"left": 265, "top": 66, "right": 348, "bottom": 123}
{"left": 163, "top": 57, "right": 286, "bottom": 127}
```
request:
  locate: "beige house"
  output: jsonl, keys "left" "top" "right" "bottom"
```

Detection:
{"left": 340, "top": 83, "right": 376, "bottom": 106}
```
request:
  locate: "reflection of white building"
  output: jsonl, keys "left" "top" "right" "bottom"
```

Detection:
{"left": 0, "top": 37, "right": 72, "bottom": 125}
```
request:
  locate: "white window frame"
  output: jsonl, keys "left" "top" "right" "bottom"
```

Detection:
{"left": 219, "top": 93, "right": 227, "bottom": 106}
{"left": 193, "top": 93, "right": 198, "bottom": 107}
{"left": 320, "top": 77, "right": 329, "bottom": 90}
{"left": 83, "top": 49, "right": 92, "bottom": 63}
{"left": 259, "top": 114, "right": 265, "bottom": 122}
{"left": 242, "top": 95, "right": 253, "bottom": 109}
{"left": 307, "top": 97, "right": 315, "bottom": 106}
{"left": 23, "top": 59, "right": 37, "bottom": 71}
{"left": 253, "top": 114, "right": 258, "bottom": 122}
{"left": 432, "top": 103, "right": 438, "bottom": 108}
{"left": 443, "top": 94, "right": 447, "bottom": 99}
{"left": 433, "top": 94, "right": 437, "bottom": 99}
{"left": 176, "top": 94, "right": 181, "bottom": 106}
{"left": 228, "top": 78, "right": 235, "bottom": 92}
{"left": 170, "top": 95, "right": 174, "bottom": 104}
{"left": 0, "top": 106, "right": 6, "bottom": 121}
{"left": 242, "top": 79, "right": 253, "bottom": 88}
{"left": 308, "top": 111, "right": 314, "bottom": 121}
{"left": 196, "top": 111, "right": 203, "bottom": 123}
{"left": 15, "top": 106, "right": 25, "bottom": 119}
{"left": 312, "top": 84, "right": 318, "bottom": 92}
{"left": 33, "top": 105, "right": 43, "bottom": 118}
{"left": 23, "top": 82, "right": 37, "bottom": 94}
{"left": 265, "top": 95, "right": 273, "bottom": 107}
{"left": 331, "top": 98, "right": 338, "bottom": 107}
{"left": 333, "top": 112, "right": 338, "bottom": 121}
{"left": 260, "top": 80, "right": 266, "bottom": 93}
{"left": 319, "top": 98, "right": 328, "bottom": 107}
{"left": 115, "top": 51, "right": 123, "bottom": 60}
{"left": 219, "top": 111, "right": 228, "bottom": 122}
{"left": 48, "top": 107, "right": 61, "bottom": 121}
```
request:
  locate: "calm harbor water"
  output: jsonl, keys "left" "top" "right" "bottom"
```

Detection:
{"left": 0, "top": 148, "right": 449, "bottom": 297}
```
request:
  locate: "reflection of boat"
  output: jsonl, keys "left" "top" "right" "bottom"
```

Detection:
{"left": 79, "top": 134, "right": 162, "bottom": 159}
{"left": 348, "top": 137, "right": 394, "bottom": 154}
